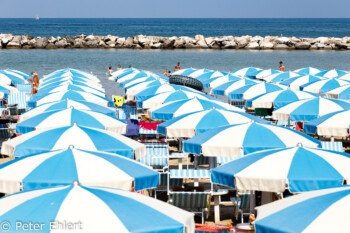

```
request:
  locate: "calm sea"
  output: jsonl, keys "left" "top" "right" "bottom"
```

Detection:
{"left": 0, "top": 18, "right": 350, "bottom": 38}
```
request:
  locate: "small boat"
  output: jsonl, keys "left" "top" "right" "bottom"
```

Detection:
{"left": 35, "top": 15, "right": 39, "bottom": 20}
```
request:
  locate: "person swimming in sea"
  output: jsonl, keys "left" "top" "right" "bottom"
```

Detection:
{"left": 108, "top": 66, "right": 113, "bottom": 76}
{"left": 174, "top": 62, "right": 181, "bottom": 71}
{"left": 117, "top": 65, "right": 122, "bottom": 70}
{"left": 163, "top": 69, "right": 170, "bottom": 76}
{"left": 279, "top": 61, "right": 285, "bottom": 72}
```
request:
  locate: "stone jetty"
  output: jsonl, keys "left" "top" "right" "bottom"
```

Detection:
{"left": 1, "top": 34, "right": 350, "bottom": 50}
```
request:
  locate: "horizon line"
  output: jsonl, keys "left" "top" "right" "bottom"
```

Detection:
{"left": 1, "top": 17, "right": 350, "bottom": 19}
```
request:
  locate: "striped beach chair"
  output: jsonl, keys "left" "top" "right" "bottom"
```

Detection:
{"left": 231, "top": 192, "right": 251, "bottom": 224}
{"left": 155, "top": 173, "right": 183, "bottom": 198}
{"left": 216, "top": 157, "right": 236, "bottom": 165}
{"left": 16, "top": 84, "right": 32, "bottom": 94}
{"left": 276, "top": 120, "right": 296, "bottom": 128}
{"left": 7, "top": 92, "right": 27, "bottom": 115}
{"left": 321, "top": 141, "right": 344, "bottom": 152}
{"left": 171, "top": 192, "right": 210, "bottom": 224}
{"left": 139, "top": 143, "right": 169, "bottom": 170}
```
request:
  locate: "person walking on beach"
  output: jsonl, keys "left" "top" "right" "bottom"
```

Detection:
{"left": 174, "top": 62, "right": 181, "bottom": 71}
{"left": 279, "top": 61, "right": 285, "bottom": 72}
{"left": 29, "top": 72, "right": 39, "bottom": 94}
{"left": 108, "top": 66, "right": 113, "bottom": 76}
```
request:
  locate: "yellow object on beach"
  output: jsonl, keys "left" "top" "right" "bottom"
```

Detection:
{"left": 113, "top": 95, "right": 126, "bottom": 107}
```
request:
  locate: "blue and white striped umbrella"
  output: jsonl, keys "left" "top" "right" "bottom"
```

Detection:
{"left": 134, "top": 84, "right": 198, "bottom": 101}
{"left": 148, "top": 98, "right": 243, "bottom": 120}
{"left": 38, "top": 79, "right": 104, "bottom": 91}
{"left": 138, "top": 89, "right": 217, "bottom": 109}
{"left": 42, "top": 68, "right": 100, "bottom": 83}
{"left": 35, "top": 84, "right": 106, "bottom": 98}
{"left": 211, "top": 146, "right": 350, "bottom": 193}
{"left": 246, "top": 90, "right": 317, "bottom": 109}
{"left": 301, "top": 78, "right": 350, "bottom": 94}
{"left": 211, "top": 79, "right": 258, "bottom": 96}
{"left": 203, "top": 74, "right": 241, "bottom": 88}
{"left": 0, "top": 70, "right": 28, "bottom": 85}
{"left": 126, "top": 80, "right": 168, "bottom": 99}
{"left": 16, "top": 108, "right": 127, "bottom": 134}
{"left": 28, "top": 90, "right": 113, "bottom": 107}
{"left": 231, "top": 67, "right": 263, "bottom": 77}
{"left": 0, "top": 184, "right": 194, "bottom": 233}
{"left": 246, "top": 69, "right": 281, "bottom": 79}
{"left": 338, "top": 73, "right": 350, "bottom": 82}
{"left": 279, "top": 75, "right": 324, "bottom": 90}
{"left": 294, "top": 67, "right": 325, "bottom": 75}
{"left": 315, "top": 69, "right": 348, "bottom": 79}
{"left": 172, "top": 67, "right": 197, "bottom": 76}
{"left": 272, "top": 97, "right": 350, "bottom": 122}
{"left": 263, "top": 71, "right": 301, "bottom": 83}
{"left": 304, "top": 110, "right": 350, "bottom": 137}
{"left": 20, "top": 99, "right": 116, "bottom": 121}
{"left": 157, "top": 108, "right": 269, "bottom": 138}
{"left": 183, "top": 122, "right": 321, "bottom": 157}
{"left": 120, "top": 76, "right": 158, "bottom": 88}
{"left": 0, "top": 84, "right": 18, "bottom": 96}
{"left": 1, "top": 124, "right": 146, "bottom": 159}
{"left": 193, "top": 71, "right": 227, "bottom": 82}
{"left": 187, "top": 68, "right": 213, "bottom": 78}
{"left": 3, "top": 69, "right": 32, "bottom": 79}
{"left": 255, "top": 186, "right": 350, "bottom": 233}
{"left": 0, "top": 148, "right": 158, "bottom": 193}
{"left": 40, "top": 76, "right": 101, "bottom": 88}
{"left": 228, "top": 83, "right": 286, "bottom": 100}
{"left": 325, "top": 84, "right": 350, "bottom": 100}
{"left": 110, "top": 67, "right": 140, "bottom": 79}
{"left": 116, "top": 71, "right": 150, "bottom": 83}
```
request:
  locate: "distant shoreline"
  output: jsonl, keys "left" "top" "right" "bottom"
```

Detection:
{"left": 0, "top": 34, "right": 349, "bottom": 50}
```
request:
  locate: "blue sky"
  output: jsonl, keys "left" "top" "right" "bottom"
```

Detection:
{"left": 1, "top": 0, "right": 350, "bottom": 18}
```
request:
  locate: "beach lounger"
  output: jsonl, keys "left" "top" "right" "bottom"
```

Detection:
{"left": 170, "top": 192, "right": 210, "bottom": 224}
{"left": 169, "top": 169, "right": 212, "bottom": 193}
{"left": 231, "top": 192, "right": 251, "bottom": 224}
{"left": 15, "top": 84, "right": 32, "bottom": 94}
{"left": 7, "top": 92, "right": 27, "bottom": 115}
{"left": 154, "top": 173, "right": 183, "bottom": 199}
{"left": 139, "top": 142, "right": 169, "bottom": 171}
{"left": 321, "top": 141, "right": 344, "bottom": 152}
{"left": 276, "top": 120, "right": 296, "bottom": 128}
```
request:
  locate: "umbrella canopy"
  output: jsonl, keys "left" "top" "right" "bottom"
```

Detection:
{"left": 263, "top": 71, "right": 301, "bottom": 83}
{"left": 204, "top": 74, "right": 241, "bottom": 88}
{"left": 148, "top": 97, "right": 243, "bottom": 121}
{"left": 38, "top": 79, "right": 104, "bottom": 91}
{"left": 246, "top": 90, "right": 317, "bottom": 109}
{"left": 135, "top": 84, "right": 198, "bottom": 101}
{"left": 35, "top": 83, "right": 106, "bottom": 98}
{"left": 138, "top": 89, "right": 217, "bottom": 109}
{"left": 172, "top": 67, "right": 197, "bottom": 76}
{"left": 183, "top": 122, "right": 321, "bottom": 157}
{"left": 294, "top": 67, "right": 325, "bottom": 75}
{"left": 247, "top": 69, "right": 281, "bottom": 79}
{"left": 20, "top": 99, "right": 116, "bottom": 121}
{"left": 279, "top": 75, "right": 324, "bottom": 90}
{"left": 231, "top": 67, "right": 263, "bottom": 77}
{"left": 125, "top": 80, "right": 168, "bottom": 100}
{"left": 188, "top": 68, "right": 213, "bottom": 78}
{"left": 0, "top": 148, "right": 158, "bottom": 193}
{"left": 228, "top": 83, "right": 285, "bottom": 100}
{"left": 211, "top": 146, "right": 350, "bottom": 193}
{"left": 16, "top": 108, "right": 127, "bottom": 134}
{"left": 304, "top": 110, "right": 350, "bottom": 137}
{"left": 338, "top": 73, "right": 350, "bottom": 81}
{"left": 116, "top": 71, "right": 150, "bottom": 83}
{"left": 40, "top": 76, "right": 101, "bottom": 87}
{"left": 272, "top": 97, "right": 350, "bottom": 122}
{"left": 0, "top": 184, "right": 194, "bottom": 233}
{"left": 211, "top": 79, "right": 258, "bottom": 96}
{"left": 0, "top": 83, "right": 18, "bottom": 95}
{"left": 301, "top": 78, "right": 350, "bottom": 94}
{"left": 42, "top": 68, "right": 100, "bottom": 83}
{"left": 0, "top": 70, "right": 28, "bottom": 85}
{"left": 315, "top": 69, "right": 348, "bottom": 79}
{"left": 255, "top": 186, "right": 350, "bottom": 233}
{"left": 325, "top": 84, "right": 350, "bottom": 100}
{"left": 121, "top": 76, "right": 158, "bottom": 88}
{"left": 1, "top": 124, "right": 146, "bottom": 159}
{"left": 28, "top": 90, "right": 113, "bottom": 107}
{"left": 3, "top": 69, "right": 32, "bottom": 80}
{"left": 157, "top": 108, "right": 269, "bottom": 137}
{"left": 194, "top": 71, "right": 227, "bottom": 82}
{"left": 110, "top": 68, "right": 140, "bottom": 79}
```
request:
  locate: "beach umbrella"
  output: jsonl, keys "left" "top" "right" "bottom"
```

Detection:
{"left": 42, "top": 68, "right": 100, "bottom": 83}
{"left": 134, "top": 84, "right": 198, "bottom": 101}
{"left": 40, "top": 76, "right": 101, "bottom": 88}
{"left": 272, "top": 97, "right": 350, "bottom": 122}
{"left": 0, "top": 70, "right": 28, "bottom": 85}
{"left": 246, "top": 69, "right": 281, "bottom": 79}
{"left": 203, "top": 74, "right": 241, "bottom": 88}
{"left": 125, "top": 80, "right": 168, "bottom": 100}
{"left": 263, "top": 71, "right": 301, "bottom": 83}
{"left": 0, "top": 148, "right": 159, "bottom": 193}
{"left": 301, "top": 78, "right": 350, "bottom": 94}
{"left": 183, "top": 122, "right": 321, "bottom": 157}
{"left": 38, "top": 79, "right": 104, "bottom": 91}
{"left": 211, "top": 79, "right": 258, "bottom": 96}
{"left": 110, "top": 67, "right": 140, "bottom": 78}
{"left": 120, "top": 76, "right": 158, "bottom": 88}
{"left": 246, "top": 90, "right": 317, "bottom": 109}
{"left": 228, "top": 83, "right": 286, "bottom": 100}
{"left": 304, "top": 110, "right": 350, "bottom": 137}
{"left": 315, "top": 69, "right": 348, "bottom": 79}
{"left": 0, "top": 84, "right": 18, "bottom": 96}
{"left": 3, "top": 69, "right": 32, "bottom": 80}
{"left": 1, "top": 124, "right": 146, "bottom": 159}
{"left": 255, "top": 186, "right": 350, "bottom": 233}
{"left": 138, "top": 89, "right": 217, "bottom": 109}
{"left": 188, "top": 68, "right": 213, "bottom": 78}
{"left": 279, "top": 75, "right": 324, "bottom": 90}
{"left": 0, "top": 184, "right": 194, "bottom": 233}
{"left": 148, "top": 98, "right": 243, "bottom": 121}
{"left": 338, "top": 73, "right": 350, "bottom": 82}
{"left": 16, "top": 108, "right": 127, "bottom": 134}
{"left": 193, "top": 71, "right": 228, "bottom": 82}
{"left": 35, "top": 83, "right": 106, "bottom": 98}
{"left": 325, "top": 84, "right": 350, "bottom": 100}
{"left": 294, "top": 67, "right": 325, "bottom": 75}
{"left": 28, "top": 90, "right": 113, "bottom": 107}
{"left": 211, "top": 146, "right": 350, "bottom": 193}
{"left": 172, "top": 67, "right": 197, "bottom": 76}
{"left": 231, "top": 67, "right": 263, "bottom": 77}
{"left": 157, "top": 108, "right": 269, "bottom": 138}
{"left": 20, "top": 99, "right": 116, "bottom": 121}
{"left": 116, "top": 71, "right": 150, "bottom": 83}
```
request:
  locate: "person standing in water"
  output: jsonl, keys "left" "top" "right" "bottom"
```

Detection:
{"left": 117, "top": 65, "right": 122, "bottom": 70}
{"left": 174, "top": 62, "right": 181, "bottom": 71}
{"left": 108, "top": 66, "right": 113, "bottom": 76}
{"left": 163, "top": 69, "right": 170, "bottom": 76}
{"left": 279, "top": 61, "right": 285, "bottom": 72}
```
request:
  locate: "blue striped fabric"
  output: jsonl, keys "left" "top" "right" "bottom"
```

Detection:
{"left": 216, "top": 157, "right": 236, "bottom": 165}
{"left": 159, "top": 173, "right": 183, "bottom": 187}
{"left": 231, "top": 193, "right": 250, "bottom": 211}
{"left": 170, "top": 169, "right": 211, "bottom": 179}
{"left": 8, "top": 92, "right": 27, "bottom": 109}
{"left": 138, "top": 143, "right": 169, "bottom": 167}
{"left": 117, "top": 106, "right": 137, "bottom": 120}
{"left": 172, "top": 192, "right": 209, "bottom": 209}
{"left": 169, "top": 152, "right": 189, "bottom": 158}
{"left": 276, "top": 120, "right": 296, "bottom": 127}
{"left": 321, "top": 141, "right": 344, "bottom": 152}
{"left": 139, "top": 128, "right": 158, "bottom": 134}
{"left": 16, "top": 84, "right": 32, "bottom": 94}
